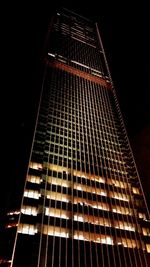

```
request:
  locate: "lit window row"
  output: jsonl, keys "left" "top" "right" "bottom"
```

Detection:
{"left": 44, "top": 163, "right": 140, "bottom": 195}
{"left": 44, "top": 175, "right": 129, "bottom": 202}
{"left": 16, "top": 224, "right": 150, "bottom": 251}
{"left": 43, "top": 163, "right": 129, "bottom": 189}
{"left": 18, "top": 223, "right": 141, "bottom": 249}
{"left": 41, "top": 190, "right": 133, "bottom": 216}
{"left": 45, "top": 207, "right": 136, "bottom": 232}
{"left": 41, "top": 225, "right": 144, "bottom": 250}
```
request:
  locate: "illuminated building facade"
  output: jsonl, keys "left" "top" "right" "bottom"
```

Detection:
{"left": 1, "top": 7, "right": 150, "bottom": 267}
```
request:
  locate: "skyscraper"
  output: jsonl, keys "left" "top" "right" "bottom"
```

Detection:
{"left": 1, "top": 7, "right": 150, "bottom": 267}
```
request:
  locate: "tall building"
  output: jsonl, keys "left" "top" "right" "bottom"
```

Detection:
{"left": 1, "top": 7, "right": 150, "bottom": 267}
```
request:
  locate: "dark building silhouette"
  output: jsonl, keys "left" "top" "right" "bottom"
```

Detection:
{"left": 1, "top": 7, "right": 150, "bottom": 267}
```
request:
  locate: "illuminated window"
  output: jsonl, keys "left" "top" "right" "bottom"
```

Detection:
{"left": 24, "top": 190, "right": 40, "bottom": 199}
{"left": 116, "top": 221, "right": 135, "bottom": 232}
{"left": 48, "top": 52, "right": 55, "bottom": 57}
{"left": 27, "top": 175, "right": 41, "bottom": 184}
{"left": 18, "top": 223, "right": 37, "bottom": 235}
{"left": 118, "top": 238, "right": 140, "bottom": 249}
{"left": 43, "top": 190, "right": 71, "bottom": 202}
{"left": 132, "top": 187, "right": 140, "bottom": 194}
{"left": 142, "top": 228, "right": 150, "bottom": 236}
{"left": 45, "top": 207, "right": 70, "bottom": 219}
{"left": 139, "top": 213, "right": 146, "bottom": 220}
{"left": 146, "top": 244, "right": 150, "bottom": 253}
{"left": 29, "top": 162, "right": 42, "bottom": 170}
{"left": 101, "top": 236, "right": 114, "bottom": 245}
{"left": 47, "top": 176, "right": 71, "bottom": 187}
{"left": 42, "top": 225, "right": 69, "bottom": 238}
{"left": 21, "top": 206, "right": 37, "bottom": 216}
{"left": 73, "top": 214, "right": 84, "bottom": 222}
{"left": 109, "top": 192, "right": 129, "bottom": 202}
{"left": 108, "top": 179, "right": 128, "bottom": 189}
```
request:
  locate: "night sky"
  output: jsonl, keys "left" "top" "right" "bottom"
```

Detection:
{"left": 1, "top": 1, "right": 150, "bottom": 217}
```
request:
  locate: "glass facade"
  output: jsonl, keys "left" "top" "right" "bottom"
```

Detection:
{"left": 1, "top": 8, "right": 150, "bottom": 267}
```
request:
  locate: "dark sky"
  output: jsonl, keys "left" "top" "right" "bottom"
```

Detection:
{"left": 1, "top": 1, "right": 150, "bottom": 215}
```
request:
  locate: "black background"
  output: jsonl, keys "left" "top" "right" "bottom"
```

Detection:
{"left": 1, "top": 1, "right": 150, "bottom": 216}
